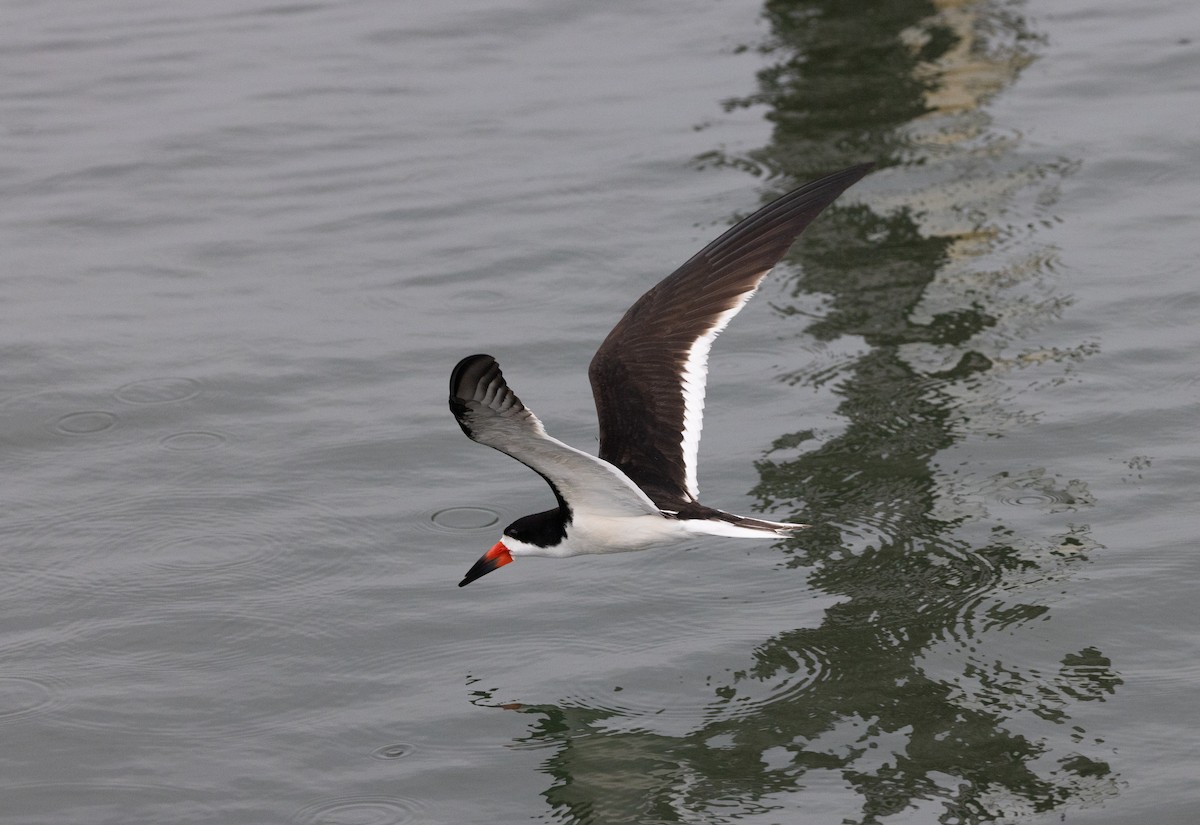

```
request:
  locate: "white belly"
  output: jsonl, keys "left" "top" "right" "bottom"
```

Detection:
{"left": 532, "top": 513, "right": 691, "bottom": 558}
{"left": 520, "top": 512, "right": 783, "bottom": 558}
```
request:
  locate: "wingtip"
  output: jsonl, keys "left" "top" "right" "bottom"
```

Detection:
{"left": 449, "top": 354, "right": 499, "bottom": 435}
{"left": 808, "top": 162, "right": 875, "bottom": 195}
{"left": 800, "top": 162, "right": 875, "bottom": 198}
{"left": 838, "top": 161, "right": 875, "bottom": 176}
{"left": 450, "top": 353, "right": 498, "bottom": 396}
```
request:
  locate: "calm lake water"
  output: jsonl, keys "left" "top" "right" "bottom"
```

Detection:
{"left": 3, "top": 0, "right": 1198, "bottom": 822}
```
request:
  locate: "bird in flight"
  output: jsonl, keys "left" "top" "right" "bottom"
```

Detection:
{"left": 450, "top": 164, "right": 872, "bottom": 586}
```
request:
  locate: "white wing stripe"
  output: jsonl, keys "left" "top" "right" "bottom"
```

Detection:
{"left": 678, "top": 277, "right": 765, "bottom": 500}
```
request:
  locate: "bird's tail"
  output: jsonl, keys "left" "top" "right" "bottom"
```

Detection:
{"left": 677, "top": 509, "right": 809, "bottom": 539}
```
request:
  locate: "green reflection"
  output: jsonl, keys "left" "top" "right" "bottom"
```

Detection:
{"left": 483, "top": 1, "right": 1119, "bottom": 822}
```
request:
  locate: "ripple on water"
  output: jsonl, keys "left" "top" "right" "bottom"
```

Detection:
{"left": 1, "top": 379, "right": 201, "bottom": 455}
{"left": 371, "top": 743, "right": 416, "bottom": 760}
{"left": 0, "top": 389, "right": 148, "bottom": 457}
{"left": 828, "top": 510, "right": 903, "bottom": 555}
{"left": 882, "top": 545, "right": 1006, "bottom": 650}
{"left": 707, "top": 643, "right": 835, "bottom": 722}
{"left": 428, "top": 506, "right": 500, "bottom": 531}
{"left": 0, "top": 674, "right": 67, "bottom": 725}
{"left": 52, "top": 410, "right": 118, "bottom": 435}
{"left": 0, "top": 390, "right": 122, "bottom": 450}
{"left": 292, "top": 795, "right": 425, "bottom": 825}
{"left": 113, "top": 376, "right": 202, "bottom": 404}
{"left": 159, "top": 430, "right": 227, "bottom": 450}
{"left": 985, "top": 468, "right": 1096, "bottom": 513}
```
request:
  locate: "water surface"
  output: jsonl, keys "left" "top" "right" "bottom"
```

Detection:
{"left": 3, "top": 0, "right": 1199, "bottom": 822}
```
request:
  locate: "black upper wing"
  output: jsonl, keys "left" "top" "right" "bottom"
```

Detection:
{"left": 587, "top": 164, "right": 873, "bottom": 509}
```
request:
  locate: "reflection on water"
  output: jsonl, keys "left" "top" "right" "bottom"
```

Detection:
{"left": 478, "top": 0, "right": 1120, "bottom": 822}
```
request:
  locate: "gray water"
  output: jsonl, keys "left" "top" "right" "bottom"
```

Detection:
{"left": 3, "top": 0, "right": 1198, "bottom": 822}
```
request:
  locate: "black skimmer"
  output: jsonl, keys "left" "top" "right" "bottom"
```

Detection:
{"left": 451, "top": 164, "right": 873, "bottom": 586}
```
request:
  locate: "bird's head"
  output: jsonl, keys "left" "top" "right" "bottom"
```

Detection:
{"left": 457, "top": 509, "right": 566, "bottom": 586}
